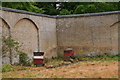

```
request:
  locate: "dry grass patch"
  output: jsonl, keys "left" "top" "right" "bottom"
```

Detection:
{"left": 2, "top": 61, "right": 118, "bottom": 78}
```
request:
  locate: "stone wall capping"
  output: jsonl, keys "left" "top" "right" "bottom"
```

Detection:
{"left": 2, "top": 7, "right": 120, "bottom": 18}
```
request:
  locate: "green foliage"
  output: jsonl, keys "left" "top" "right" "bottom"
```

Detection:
{"left": 85, "top": 4, "right": 96, "bottom": 13}
{"left": 2, "top": 64, "right": 13, "bottom": 72}
{"left": 2, "top": 36, "right": 21, "bottom": 64}
{"left": 2, "top": 2, "right": 119, "bottom": 15}
{"left": 47, "top": 8, "right": 59, "bottom": 15}
{"left": 74, "top": 5, "right": 85, "bottom": 14}
{"left": 2, "top": 2, "right": 45, "bottom": 14}
{"left": 25, "top": 2, "right": 45, "bottom": 13}
{"left": 19, "top": 52, "right": 32, "bottom": 66}
{"left": 3, "top": 37, "right": 20, "bottom": 51}
{"left": 60, "top": 9, "right": 71, "bottom": 15}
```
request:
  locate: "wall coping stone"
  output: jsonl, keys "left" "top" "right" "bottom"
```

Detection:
{"left": 2, "top": 7, "right": 56, "bottom": 18}
{"left": 1, "top": 7, "right": 120, "bottom": 18}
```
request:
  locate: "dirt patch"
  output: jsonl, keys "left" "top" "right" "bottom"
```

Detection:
{"left": 2, "top": 61, "right": 118, "bottom": 78}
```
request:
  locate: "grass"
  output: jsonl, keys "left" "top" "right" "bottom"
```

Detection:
{"left": 2, "top": 54, "right": 119, "bottom": 73}
{"left": 75, "top": 54, "right": 120, "bottom": 61}
{"left": 50, "top": 74, "right": 65, "bottom": 78}
{"left": 44, "top": 54, "right": 119, "bottom": 67}
{"left": 112, "top": 75, "right": 119, "bottom": 78}
{"left": 44, "top": 57, "right": 65, "bottom": 67}
{"left": 2, "top": 58, "right": 118, "bottom": 78}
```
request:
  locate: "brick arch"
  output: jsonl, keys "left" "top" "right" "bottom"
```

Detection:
{"left": 13, "top": 18, "right": 40, "bottom": 58}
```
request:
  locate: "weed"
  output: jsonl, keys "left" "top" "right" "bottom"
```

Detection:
{"left": 19, "top": 51, "right": 33, "bottom": 66}
{"left": 112, "top": 75, "right": 118, "bottom": 78}
{"left": 2, "top": 64, "right": 13, "bottom": 72}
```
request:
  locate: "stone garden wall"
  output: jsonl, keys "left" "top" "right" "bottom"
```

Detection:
{"left": 0, "top": 7, "right": 119, "bottom": 64}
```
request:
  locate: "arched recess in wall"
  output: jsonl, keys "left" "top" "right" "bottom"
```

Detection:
{"left": 13, "top": 18, "right": 39, "bottom": 58}
{"left": 0, "top": 18, "right": 10, "bottom": 37}
{"left": 110, "top": 21, "right": 120, "bottom": 51}
{"left": 0, "top": 18, "right": 11, "bottom": 64}
{"left": 110, "top": 21, "right": 120, "bottom": 28}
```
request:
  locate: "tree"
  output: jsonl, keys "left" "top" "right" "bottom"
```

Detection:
{"left": 60, "top": 9, "right": 71, "bottom": 15}
{"left": 2, "top": 2, "right": 45, "bottom": 14}
{"left": 85, "top": 4, "right": 96, "bottom": 13}
{"left": 2, "top": 37, "right": 20, "bottom": 64}
{"left": 2, "top": 2, "right": 119, "bottom": 15}
{"left": 74, "top": 5, "right": 85, "bottom": 14}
